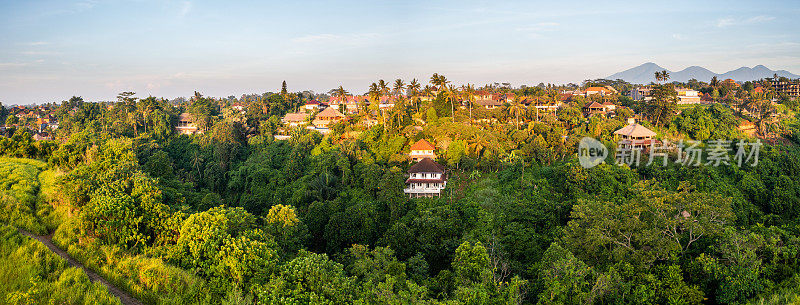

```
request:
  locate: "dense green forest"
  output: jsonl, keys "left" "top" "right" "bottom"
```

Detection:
{"left": 2, "top": 83, "right": 800, "bottom": 305}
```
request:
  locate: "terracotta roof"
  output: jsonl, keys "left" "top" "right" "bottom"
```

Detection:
{"left": 585, "top": 102, "right": 605, "bottom": 109}
{"left": 305, "top": 100, "right": 321, "bottom": 105}
{"left": 408, "top": 158, "right": 445, "bottom": 173}
{"left": 585, "top": 86, "right": 611, "bottom": 92}
{"left": 283, "top": 112, "right": 308, "bottom": 122}
{"left": 410, "top": 139, "right": 435, "bottom": 151}
{"left": 476, "top": 99, "right": 502, "bottom": 106}
{"left": 316, "top": 107, "right": 345, "bottom": 118}
{"left": 614, "top": 122, "right": 657, "bottom": 138}
{"left": 179, "top": 113, "right": 193, "bottom": 121}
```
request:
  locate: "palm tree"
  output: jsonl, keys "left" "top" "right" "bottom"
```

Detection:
{"left": 333, "top": 86, "right": 349, "bottom": 113}
{"left": 532, "top": 88, "right": 546, "bottom": 121}
{"left": 368, "top": 82, "right": 387, "bottom": 130}
{"left": 367, "top": 83, "right": 381, "bottom": 116}
{"left": 423, "top": 85, "right": 434, "bottom": 100}
{"left": 190, "top": 150, "right": 204, "bottom": 181}
{"left": 408, "top": 79, "right": 422, "bottom": 111}
{"left": 430, "top": 73, "right": 450, "bottom": 92}
{"left": 441, "top": 85, "right": 458, "bottom": 123}
{"left": 462, "top": 84, "right": 476, "bottom": 123}
{"left": 508, "top": 100, "right": 526, "bottom": 129}
{"left": 393, "top": 79, "right": 406, "bottom": 96}
{"left": 378, "top": 79, "right": 390, "bottom": 95}
{"left": 661, "top": 70, "right": 670, "bottom": 83}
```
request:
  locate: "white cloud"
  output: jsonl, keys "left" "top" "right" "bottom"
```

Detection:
{"left": 672, "top": 33, "right": 685, "bottom": 40}
{"left": 746, "top": 15, "right": 775, "bottom": 23}
{"left": 716, "top": 15, "right": 775, "bottom": 28}
{"left": 515, "top": 22, "right": 559, "bottom": 38}
{"left": 716, "top": 17, "right": 735, "bottom": 28}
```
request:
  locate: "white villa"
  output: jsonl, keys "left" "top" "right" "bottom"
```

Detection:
{"left": 676, "top": 88, "right": 701, "bottom": 104}
{"left": 404, "top": 158, "right": 447, "bottom": 198}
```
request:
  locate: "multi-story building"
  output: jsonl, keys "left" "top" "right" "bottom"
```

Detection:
{"left": 629, "top": 87, "right": 652, "bottom": 101}
{"left": 404, "top": 158, "right": 447, "bottom": 198}
{"left": 409, "top": 139, "right": 436, "bottom": 162}
{"left": 176, "top": 113, "right": 201, "bottom": 135}
{"left": 675, "top": 88, "right": 701, "bottom": 104}
{"left": 769, "top": 78, "right": 800, "bottom": 97}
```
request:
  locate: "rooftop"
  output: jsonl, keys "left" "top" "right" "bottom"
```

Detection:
{"left": 614, "top": 121, "right": 657, "bottom": 138}
{"left": 410, "top": 139, "right": 435, "bottom": 151}
{"left": 408, "top": 157, "right": 445, "bottom": 174}
{"left": 316, "top": 107, "right": 345, "bottom": 118}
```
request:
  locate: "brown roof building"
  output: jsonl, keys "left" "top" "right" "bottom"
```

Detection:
{"left": 313, "top": 107, "right": 346, "bottom": 128}
{"left": 404, "top": 158, "right": 447, "bottom": 198}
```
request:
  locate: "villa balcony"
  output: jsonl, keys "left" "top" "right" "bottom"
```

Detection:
{"left": 404, "top": 188, "right": 443, "bottom": 194}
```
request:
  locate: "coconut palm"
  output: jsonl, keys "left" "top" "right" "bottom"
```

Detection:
{"left": 441, "top": 84, "right": 458, "bottom": 123}
{"left": 508, "top": 100, "right": 526, "bottom": 129}
{"left": 393, "top": 79, "right": 406, "bottom": 96}
{"left": 408, "top": 79, "right": 422, "bottom": 111}
{"left": 462, "top": 84, "right": 476, "bottom": 123}
{"left": 332, "top": 86, "right": 349, "bottom": 113}
{"left": 378, "top": 79, "right": 390, "bottom": 95}
{"left": 430, "top": 73, "right": 450, "bottom": 92}
{"left": 367, "top": 83, "right": 381, "bottom": 116}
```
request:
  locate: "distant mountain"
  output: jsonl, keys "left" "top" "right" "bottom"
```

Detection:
{"left": 671, "top": 66, "right": 716, "bottom": 83}
{"left": 605, "top": 63, "right": 800, "bottom": 84}
{"left": 606, "top": 62, "right": 668, "bottom": 85}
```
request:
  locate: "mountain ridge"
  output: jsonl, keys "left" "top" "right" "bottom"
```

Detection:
{"left": 606, "top": 63, "right": 800, "bottom": 84}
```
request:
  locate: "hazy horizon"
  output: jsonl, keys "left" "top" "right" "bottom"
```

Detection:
{"left": 2, "top": 0, "right": 799, "bottom": 105}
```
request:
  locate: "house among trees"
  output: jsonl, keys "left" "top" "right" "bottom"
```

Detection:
{"left": 614, "top": 118, "right": 658, "bottom": 148}
{"left": 584, "top": 102, "right": 607, "bottom": 116}
{"left": 404, "top": 157, "right": 447, "bottom": 198}
{"left": 282, "top": 112, "right": 309, "bottom": 127}
{"left": 176, "top": 113, "right": 201, "bottom": 135}
{"left": 409, "top": 139, "right": 436, "bottom": 162}
{"left": 675, "top": 88, "right": 701, "bottom": 104}
{"left": 312, "top": 107, "right": 345, "bottom": 128}
{"left": 476, "top": 98, "right": 502, "bottom": 109}
{"left": 629, "top": 87, "right": 652, "bottom": 101}
{"left": 303, "top": 100, "right": 324, "bottom": 112}
{"left": 602, "top": 101, "right": 616, "bottom": 112}
{"left": 580, "top": 86, "right": 617, "bottom": 96}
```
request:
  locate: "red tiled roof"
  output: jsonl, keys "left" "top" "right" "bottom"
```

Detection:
{"left": 585, "top": 102, "right": 605, "bottom": 109}
{"left": 410, "top": 139, "right": 435, "bottom": 151}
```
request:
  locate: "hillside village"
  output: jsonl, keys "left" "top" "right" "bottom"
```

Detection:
{"left": 2, "top": 72, "right": 799, "bottom": 201}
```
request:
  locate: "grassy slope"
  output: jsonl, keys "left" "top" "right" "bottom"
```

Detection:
{"left": 0, "top": 225, "right": 121, "bottom": 305}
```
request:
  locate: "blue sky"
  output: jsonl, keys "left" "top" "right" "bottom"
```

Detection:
{"left": 1, "top": 0, "right": 799, "bottom": 104}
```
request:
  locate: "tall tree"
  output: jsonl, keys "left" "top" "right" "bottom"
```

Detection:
{"left": 408, "top": 79, "right": 422, "bottom": 111}
{"left": 117, "top": 91, "right": 139, "bottom": 136}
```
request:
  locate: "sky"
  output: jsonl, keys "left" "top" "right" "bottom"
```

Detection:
{"left": 1, "top": 0, "right": 800, "bottom": 105}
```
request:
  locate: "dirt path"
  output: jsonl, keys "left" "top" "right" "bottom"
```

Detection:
{"left": 17, "top": 229, "right": 144, "bottom": 305}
